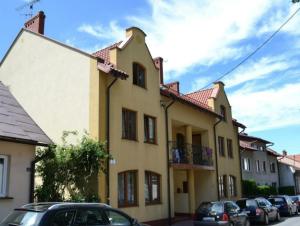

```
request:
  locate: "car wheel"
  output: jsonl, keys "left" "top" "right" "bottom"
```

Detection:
{"left": 264, "top": 214, "right": 269, "bottom": 225}
{"left": 244, "top": 219, "right": 250, "bottom": 226}
{"left": 289, "top": 208, "right": 292, "bottom": 216}
{"left": 276, "top": 211, "right": 281, "bottom": 222}
{"left": 229, "top": 222, "right": 234, "bottom": 226}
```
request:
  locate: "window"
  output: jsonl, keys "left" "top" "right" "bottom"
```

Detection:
{"left": 105, "top": 210, "right": 131, "bottom": 226}
{"left": 262, "top": 161, "right": 266, "bottom": 172}
{"left": 220, "top": 105, "right": 226, "bottom": 121}
{"left": 51, "top": 210, "right": 75, "bottom": 226}
{"left": 243, "top": 158, "right": 251, "bottom": 171}
{"left": 0, "top": 155, "right": 8, "bottom": 197}
{"left": 272, "top": 182, "right": 277, "bottom": 188}
{"left": 145, "top": 171, "right": 161, "bottom": 204}
{"left": 122, "top": 109, "right": 137, "bottom": 140}
{"left": 270, "top": 162, "right": 276, "bottom": 173}
{"left": 73, "top": 209, "right": 107, "bottom": 226}
{"left": 227, "top": 139, "right": 233, "bottom": 158}
{"left": 144, "top": 115, "right": 156, "bottom": 144}
{"left": 118, "top": 171, "right": 138, "bottom": 207}
{"left": 218, "top": 136, "right": 225, "bottom": 157}
{"left": 133, "top": 63, "right": 146, "bottom": 88}
{"left": 218, "top": 175, "right": 227, "bottom": 198}
{"left": 256, "top": 160, "right": 260, "bottom": 172}
{"left": 228, "top": 175, "right": 237, "bottom": 197}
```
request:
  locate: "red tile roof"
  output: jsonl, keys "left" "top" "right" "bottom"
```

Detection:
{"left": 287, "top": 155, "right": 300, "bottom": 162}
{"left": 93, "top": 41, "right": 122, "bottom": 63}
{"left": 185, "top": 88, "right": 214, "bottom": 105}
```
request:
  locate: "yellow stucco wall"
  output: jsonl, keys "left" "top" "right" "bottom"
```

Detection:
{"left": 0, "top": 141, "right": 35, "bottom": 221}
{"left": 0, "top": 30, "right": 91, "bottom": 144}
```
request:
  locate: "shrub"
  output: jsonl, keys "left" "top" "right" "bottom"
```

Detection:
{"left": 278, "top": 186, "right": 295, "bottom": 195}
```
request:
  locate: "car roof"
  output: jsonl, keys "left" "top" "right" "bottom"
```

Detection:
{"left": 17, "top": 202, "right": 111, "bottom": 212}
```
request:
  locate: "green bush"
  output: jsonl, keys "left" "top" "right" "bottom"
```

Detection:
{"left": 278, "top": 186, "right": 295, "bottom": 195}
{"left": 242, "top": 180, "right": 278, "bottom": 197}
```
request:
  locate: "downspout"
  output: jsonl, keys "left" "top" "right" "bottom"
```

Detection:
{"left": 164, "top": 99, "right": 175, "bottom": 226}
{"left": 106, "top": 78, "right": 118, "bottom": 205}
{"left": 213, "top": 118, "right": 222, "bottom": 201}
{"left": 237, "top": 127, "right": 245, "bottom": 197}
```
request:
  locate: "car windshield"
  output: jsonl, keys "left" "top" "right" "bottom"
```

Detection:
{"left": 273, "top": 198, "right": 285, "bottom": 205}
{"left": 197, "top": 202, "right": 223, "bottom": 214}
{"left": 0, "top": 210, "right": 44, "bottom": 226}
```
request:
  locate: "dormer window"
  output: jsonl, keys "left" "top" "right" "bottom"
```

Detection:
{"left": 133, "top": 63, "right": 146, "bottom": 88}
{"left": 220, "top": 105, "right": 226, "bottom": 121}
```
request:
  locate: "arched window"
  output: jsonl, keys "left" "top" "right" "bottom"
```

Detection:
{"left": 133, "top": 62, "right": 146, "bottom": 88}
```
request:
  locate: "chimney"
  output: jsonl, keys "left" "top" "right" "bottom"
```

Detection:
{"left": 154, "top": 57, "right": 164, "bottom": 84}
{"left": 282, "top": 150, "right": 287, "bottom": 156}
{"left": 24, "top": 11, "right": 46, "bottom": 35}
{"left": 213, "top": 81, "right": 225, "bottom": 90}
{"left": 165, "top": 81, "right": 180, "bottom": 95}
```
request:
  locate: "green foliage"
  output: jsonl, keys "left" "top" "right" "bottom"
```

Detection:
{"left": 35, "top": 131, "right": 109, "bottom": 202}
{"left": 278, "top": 186, "right": 295, "bottom": 195}
{"left": 242, "top": 180, "right": 278, "bottom": 197}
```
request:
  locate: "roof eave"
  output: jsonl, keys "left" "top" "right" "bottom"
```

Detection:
{"left": 0, "top": 135, "right": 52, "bottom": 147}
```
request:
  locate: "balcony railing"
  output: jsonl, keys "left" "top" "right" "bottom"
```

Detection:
{"left": 169, "top": 141, "right": 213, "bottom": 167}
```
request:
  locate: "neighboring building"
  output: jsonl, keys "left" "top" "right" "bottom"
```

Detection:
{"left": 278, "top": 153, "right": 300, "bottom": 194}
{"left": 0, "top": 12, "right": 243, "bottom": 224}
{"left": 239, "top": 133, "right": 280, "bottom": 190}
{"left": 0, "top": 81, "right": 52, "bottom": 221}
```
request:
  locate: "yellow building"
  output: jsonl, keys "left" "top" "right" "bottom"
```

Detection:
{"left": 0, "top": 12, "right": 244, "bottom": 225}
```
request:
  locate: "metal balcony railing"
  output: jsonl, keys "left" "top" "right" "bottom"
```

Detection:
{"left": 169, "top": 141, "right": 213, "bottom": 167}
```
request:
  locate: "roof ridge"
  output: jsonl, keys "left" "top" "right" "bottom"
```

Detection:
{"left": 185, "top": 87, "right": 214, "bottom": 96}
{"left": 92, "top": 41, "right": 122, "bottom": 56}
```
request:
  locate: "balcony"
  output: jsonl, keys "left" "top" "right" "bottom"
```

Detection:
{"left": 169, "top": 141, "right": 214, "bottom": 169}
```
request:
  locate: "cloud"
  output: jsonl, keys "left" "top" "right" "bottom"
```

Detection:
{"left": 229, "top": 82, "right": 300, "bottom": 132}
{"left": 224, "top": 55, "right": 296, "bottom": 88}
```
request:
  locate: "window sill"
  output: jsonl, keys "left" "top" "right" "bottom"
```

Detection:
{"left": 0, "top": 196, "right": 14, "bottom": 200}
{"left": 146, "top": 202, "right": 162, "bottom": 206}
{"left": 144, "top": 141, "right": 158, "bottom": 145}
{"left": 118, "top": 204, "right": 138, "bottom": 208}
{"left": 122, "top": 137, "right": 138, "bottom": 142}
{"left": 133, "top": 84, "right": 147, "bottom": 90}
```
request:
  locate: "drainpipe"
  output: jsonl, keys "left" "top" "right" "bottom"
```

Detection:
{"left": 237, "top": 127, "right": 245, "bottom": 197}
{"left": 164, "top": 99, "right": 175, "bottom": 226}
{"left": 106, "top": 78, "right": 118, "bottom": 205}
{"left": 213, "top": 118, "right": 222, "bottom": 201}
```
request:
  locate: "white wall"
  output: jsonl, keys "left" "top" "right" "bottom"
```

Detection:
{"left": 0, "top": 141, "right": 35, "bottom": 221}
{"left": 0, "top": 30, "right": 91, "bottom": 143}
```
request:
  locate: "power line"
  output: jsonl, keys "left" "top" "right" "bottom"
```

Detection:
{"left": 200, "top": 6, "right": 300, "bottom": 90}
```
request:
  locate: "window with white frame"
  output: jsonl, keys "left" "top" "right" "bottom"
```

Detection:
{"left": 243, "top": 158, "right": 251, "bottom": 171}
{"left": 0, "top": 155, "right": 8, "bottom": 197}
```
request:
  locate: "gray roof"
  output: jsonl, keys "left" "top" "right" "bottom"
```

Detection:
{"left": 0, "top": 81, "right": 52, "bottom": 146}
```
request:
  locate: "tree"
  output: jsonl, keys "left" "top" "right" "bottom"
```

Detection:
{"left": 35, "top": 131, "right": 109, "bottom": 202}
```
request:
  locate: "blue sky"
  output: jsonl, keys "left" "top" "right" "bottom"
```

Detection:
{"left": 1, "top": 0, "right": 300, "bottom": 154}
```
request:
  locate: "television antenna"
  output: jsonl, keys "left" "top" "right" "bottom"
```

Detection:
{"left": 16, "top": 0, "right": 41, "bottom": 18}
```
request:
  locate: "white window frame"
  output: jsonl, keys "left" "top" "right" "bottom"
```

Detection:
{"left": 256, "top": 160, "right": 260, "bottom": 172}
{"left": 0, "top": 155, "right": 8, "bottom": 197}
{"left": 243, "top": 158, "right": 251, "bottom": 171}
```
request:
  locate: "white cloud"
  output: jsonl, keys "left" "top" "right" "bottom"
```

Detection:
{"left": 229, "top": 82, "right": 300, "bottom": 132}
{"left": 224, "top": 56, "right": 296, "bottom": 88}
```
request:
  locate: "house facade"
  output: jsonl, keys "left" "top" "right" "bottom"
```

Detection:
{"left": 0, "top": 12, "right": 243, "bottom": 224}
{"left": 0, "top": 81, "right": 51, "bottom": 221}
{"left": 239, "top": 133, "right": 280, "bottom": 190}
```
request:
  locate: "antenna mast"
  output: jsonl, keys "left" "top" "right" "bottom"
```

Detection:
{"left": 16, "top": 0, "right": 41, "bottom": 18}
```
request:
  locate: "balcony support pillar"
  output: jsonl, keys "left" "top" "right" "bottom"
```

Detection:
{"left": 185, "top": 125, "right": 192, "bottom": 163}
{"left": 188, "top": 169, "right": 195, "bottom": 215}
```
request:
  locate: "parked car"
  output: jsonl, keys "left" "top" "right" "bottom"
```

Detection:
{"left": 0, "top": 202, "right": 146, "bottom": 226}
{"left": 290, "top": 195, "right": 300, "bottom": 212}
{"left": 236, "top": 197, "right": 280, "bottom": 225}
{"left": 194, "top": 201, "right": 250, "bottom": 226}
{"left": 268, "top": 195, "right": 298, "bottom": 216}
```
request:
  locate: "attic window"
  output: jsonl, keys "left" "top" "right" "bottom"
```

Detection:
{"left": 220, "top": 105, "right": 226, "bottom": 121}
{"left": 133, "top": 63, "right": 146, "bottom": 88}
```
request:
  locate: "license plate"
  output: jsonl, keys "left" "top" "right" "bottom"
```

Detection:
{"left": 203, "top": 217, "right": 215, "bottom": 221}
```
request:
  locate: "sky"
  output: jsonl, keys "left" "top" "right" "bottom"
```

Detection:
{"left": 0, "top": 0, "right": 300, "bottom": 154}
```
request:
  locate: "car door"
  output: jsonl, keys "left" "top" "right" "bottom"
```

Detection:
{"left": 265, "top": 199, "right": 277, "bottom": 219}
{"left": 103, "top": 209, "right": 134, "bottom": 226}
{"left": 72, "top": 208, "right": 109, "bottom": 226}
{"left": 225, "top": 202, "right": 243, "bottom": 226}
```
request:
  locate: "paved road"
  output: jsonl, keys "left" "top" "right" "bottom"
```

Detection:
{"left": 172, "top": 215, "right": 300, "bottom": 226}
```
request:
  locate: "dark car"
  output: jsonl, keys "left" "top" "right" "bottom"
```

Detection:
{"left": 0, "top": 202, "right": 145, "bottom": 226}
{"left": 236, "top": 197, "right": 280, "bottom": 225}
{"left": 268, "top": 195, "right": 298, "bottom": 216}
{"left": 194, "top": 201, "right": 250, "bottom": 226}
{"left": 290, "top": 195, "right": 300, "bottom": 212}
